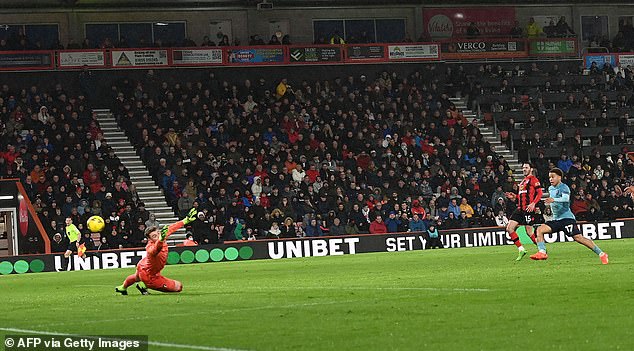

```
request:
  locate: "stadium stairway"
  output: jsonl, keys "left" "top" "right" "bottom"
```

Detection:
{"left": 93, "top": 109, "right": 186, "bottom": 245}
{"left": 450, "top": 98, "right": 524, "bottom": 182}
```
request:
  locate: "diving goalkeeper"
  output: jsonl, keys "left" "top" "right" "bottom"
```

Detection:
{"left": 115, "top": 208, "right": 198, "bottom": 295}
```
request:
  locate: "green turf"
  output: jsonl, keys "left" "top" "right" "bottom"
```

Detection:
{"left": 1, "top": 240, "right": 633, "bottom": 351}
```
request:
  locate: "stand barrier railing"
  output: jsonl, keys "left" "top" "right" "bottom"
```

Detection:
{"left": 0, "top": 37, "right": 584, "bottom": 71}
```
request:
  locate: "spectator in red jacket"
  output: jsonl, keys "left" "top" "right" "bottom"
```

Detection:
{"left": 83, "top": 163, "right": 103, "bottom": 194}
{"left": 571, "top": 193, "right": 589, "bottom": 219}
{"left": 369, "top": 215, "right": 387, "bottom": 234}
{"left": 411, "top": 199, "right": 426, "bottom": 218}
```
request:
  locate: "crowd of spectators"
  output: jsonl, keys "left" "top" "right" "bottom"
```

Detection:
{"left": 472, "top": 60, "right": 634, "bottom": 220}
{"left": 111, "top": 62, "right": 632, "bottom": 245}
{"left": 0, "top": 82, "right": 141, "bottom": 254}
{"left": 1, "top": 61, "right": 633, "bottom": 253}
{"left": 472, "top": 60, "right": 634, "bottom": 156}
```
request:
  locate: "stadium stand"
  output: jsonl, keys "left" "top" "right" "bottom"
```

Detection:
{"left": 0, "top": 43, "right": 632, "bottom": 250}
{"left": 0, "top": 83, "right": 141, "bottom": 253}
{"left": 107, "top": 62, "right": 633, "bottom": 242}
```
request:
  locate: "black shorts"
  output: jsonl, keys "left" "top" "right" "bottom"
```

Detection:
{"left": 67, "top": 241, "right": 78, "bottom": 252}
{"left": 545, "top": 218, "right": 580, "bottom": 237}
{"left": 510, "top": 209, "right": 536, "bottom": 225}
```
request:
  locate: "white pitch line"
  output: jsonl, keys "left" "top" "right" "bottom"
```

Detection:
{"left": 34, "top": 300, "right": 349, "bottom": 328}
{"left": 0, "top": 327, "right": 249, "bottom": 351}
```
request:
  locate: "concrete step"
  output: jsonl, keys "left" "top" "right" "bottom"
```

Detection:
{"left": 133, "top": 181, "right": 156, "bottom": 186}
{"left": 139, "top": 194, "right": 164, "bottom": 199}
{"left": 137, "top": 189, "right": 162, "bottom": 195}
{"left": 137, "top": 189, "right": 161, "bottom": 194}
{"left": 152, "top": 215, "right": 176, "bottom": 221}
{"left": 151, "top": 210, "right": 175, "bottom": 215}
{"left": 105, "top": 136, "right": 128, "bottom": 140}
{"left": 140, "top": 197, "right": 165, "bottom": 202}
{"left": 138, "top": 195, "right": 165, "bottom": 201}
{"left": 124, "top": 164, "right": 146, "bottom": 169}
{"left": 150, "top": 207, "right": 174, "bottom": 212}
{"left": 132, "top": 176, "right": 153, "bottom": 181}
{"left": 155, "top": 215, "right": 178, "bottom": 222}
{"left": 144, "top": 201, "right": 169, "bottom": 206}
{"left": 107, "top": 145, "right": 132, "bottom": 150}
{"left": 136, "top": 188, "right": 160, "bottom": 194}
{"left": 154, "top": 215, "right": 178, "bottom": 220}
{"left": 154, "top": 214, "right": 178, "bottom": 220}
{"left": 153, "top": 213, "right": 177, "bottom": 218}
{"left": 136, "top": 187, "right": 160, "bottom": 192}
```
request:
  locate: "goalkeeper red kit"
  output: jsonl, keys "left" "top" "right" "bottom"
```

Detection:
{"left": 136, "top": 221, "right": 184, "bottom": 292}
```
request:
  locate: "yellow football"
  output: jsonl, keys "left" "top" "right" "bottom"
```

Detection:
{"left": 87, "top": 215, "right": 105, "bottom": 233}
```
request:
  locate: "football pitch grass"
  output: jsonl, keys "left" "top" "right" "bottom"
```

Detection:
{"left": 1, "top": 240, "right": 634, "bottom": 351}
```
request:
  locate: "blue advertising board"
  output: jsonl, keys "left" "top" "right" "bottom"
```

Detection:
{"left": 583, "top": 54, "right": 616, "bottom": 69}
{"left": 227, "top": 47, "right": 285, "bottom": 64}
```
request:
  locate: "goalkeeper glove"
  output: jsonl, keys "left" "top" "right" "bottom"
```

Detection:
{"left": 160, "top": 225, "right": 169, "bottom": 241}
{"left": 183, "top": 207, "right": 198, "bottom": 225}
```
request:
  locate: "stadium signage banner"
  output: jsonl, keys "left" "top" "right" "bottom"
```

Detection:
{"left": 0, "top": 220, "right": 631, "bottom": 274}
{"left": 171, "top": 48, "right": 223, "bottom": 65}
{"left": 440, "top": 39, "right": 527, "bottom": 59}
{"left": 227, "top": 47, "right": 285, "bottom": 64}
{"left": 345, "top": 45, "right": 385, "bottom": 61}
{"left": 584, "top": 54, "right": 617, "bottom": 69}
{"left": 422, "top": 7, "right": 516, "bottom": 39}
{"left": 267, "top": 238, "right": 360, "bottom": 258}
{"left": 58, "top": 51, "right": 106, "bottom": 68}
{"left": 617, "top": 54, "right": 634, "bottom": 67}
{"left": 111, "top": 49, "right": 169, "bottom": 67}
{"left": 289, "top": 46, "right": 342, "bottom": 63}
{"left": 0, "top": 52, "right": 53, "bottom": 70}
{"left": 529, "top": 39, "right": 577, "bottom": 55}
{"left": 387, "top": 44, "right": 440, "bottom": 61}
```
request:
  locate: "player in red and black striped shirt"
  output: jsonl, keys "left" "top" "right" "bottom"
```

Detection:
{"left": 505, "top": 162, "right": 543, "bottom": 261}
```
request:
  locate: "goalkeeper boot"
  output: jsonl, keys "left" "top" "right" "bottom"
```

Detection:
{"left": 136, "top": 281, "right": 150, "bottom": 295}
{"left": 530, "top": 251, "right": 549, "bottom": 260}
{"left": 516, "top": 249, "right": 528, "bottom": 261}
{"left": 115, "top": 285, "right": 128, "bottom": 296}
{"left": 600, "top": 252, "right": 609, "bottom": 265}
